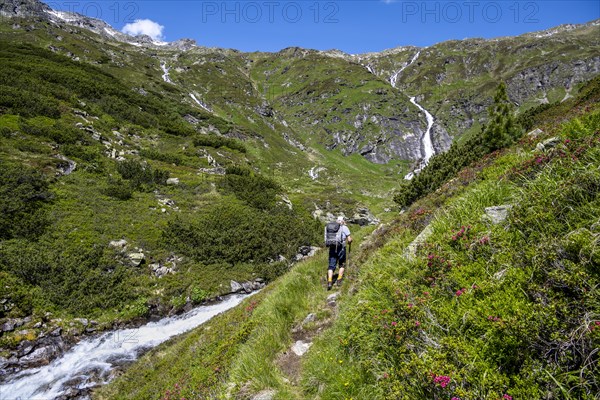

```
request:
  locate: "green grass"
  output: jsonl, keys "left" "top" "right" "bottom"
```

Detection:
{"left": 300, "top": 109, "right": 600, "bottom": 400}
{"left": 0, "top": 15, "right": 599, "bottom": 399}
{"left": 95, "top": 224, "right": 376, "bottom": 399}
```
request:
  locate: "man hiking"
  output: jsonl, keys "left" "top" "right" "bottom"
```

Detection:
{"left": 324, "top": 216, "right": 352, "bottom": 290}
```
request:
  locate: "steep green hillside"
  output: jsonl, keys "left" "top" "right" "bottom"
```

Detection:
{"left": 0, "top": 39, "right": 320, "bottom": 338}
{"left": 361, "top": 22, "right": 600, "bottom": 142}
{"left": 97, "top": 75, "right": 599, "bottom": 400}
{"left": 1, "top": 2, "right": 599, "bottom": 395}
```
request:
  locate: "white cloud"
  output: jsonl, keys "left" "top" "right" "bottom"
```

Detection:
{"left": 122, "top": 19, "right": 165, "bottom": 41}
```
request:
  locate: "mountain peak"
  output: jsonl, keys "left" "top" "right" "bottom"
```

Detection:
{"left": 0, "top": 0, "right": 50, "bottom": 17}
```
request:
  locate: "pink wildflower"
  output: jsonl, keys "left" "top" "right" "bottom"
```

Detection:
{"left": 432, "top": 374, "right": 451, "bottom": 388}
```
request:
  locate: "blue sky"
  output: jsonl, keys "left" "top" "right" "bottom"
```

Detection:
{"left": 45, "top": 1, "right": 600, "bottom": 53}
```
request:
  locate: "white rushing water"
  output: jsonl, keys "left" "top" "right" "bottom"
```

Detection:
{"left": 160, "top": 62, "right": 172, "bottom": 83}
{"left": 404, "top": 97, "right": 435, "bottom": 180}
{"left": 1, "top": 293, "right": 253, "bottom": 399}
{"left": 308, "top": 166, "right": 325, "bottom": 180}
{"left": 390, "top": 51, "right": 420, "bottom": 88}
{"left": 189, "top": 93, "right": 212, "bottom": 113}
{"left": 389, "top": 51, "right": 436, "bottom": 180}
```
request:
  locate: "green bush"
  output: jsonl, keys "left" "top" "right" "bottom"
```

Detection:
{"left": 116, "top": 159, "right": 169, "bottom": 189}
{"left": 218, "top": 171, "right": 280, "bottom": 210}
{"left": 0, "top": 41, "right": 196, "bottom": 136}
{"left": 163, "top": 202, "right": 320, "bottom": 268}
{"left": 190, "top": 287, "right": 209, "bottom": 304}
{"left": 0, "top": 241, "right": 141, "bottom": 317}
{"left": 193, "top": 134, "right": 246, "bottom": 153}
{"left": 19, "top": 117, "right": 84, "bottom": 144}
{"left": 103, "top": 177, "right": 134, "bottom": 200}
{"left": 0, "top": 163, "right": 52, "bottom": 240}
{"left": 139, "top": 148, "right": 184, "bottom": 166}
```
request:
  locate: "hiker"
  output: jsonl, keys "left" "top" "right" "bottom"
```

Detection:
{"left": 324, "top": 216, "right": 352, "bottom": 290}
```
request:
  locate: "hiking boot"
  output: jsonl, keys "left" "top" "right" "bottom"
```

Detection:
{"left": 327, "top": 282, "right": 333, "bottom": 291}
{"left": 336, "top": 278, "right": 343, "bottom": 286}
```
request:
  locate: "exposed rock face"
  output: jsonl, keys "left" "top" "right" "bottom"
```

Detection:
{"left": 0, "top": 0, "right": 50, "bottom": 17}
{"left": 3, "top": 2, "right": 599, "bottom": 170}
{"left": 507, "top": 58, "right": 600, "bottom": 105}
{"left": 431, "top": 122, "right": 452, "bottom": 154}
{"left": 2, "top": 334, "right": 68, "bottom": 374}
{"left": 2, "top": 0, "right": 197, "bottom": 50}
{"left": 169, "top": 38, "right": 197, "bottom": 51}
{"left": 324, "top": 117, "right": 424, "bottom": 164}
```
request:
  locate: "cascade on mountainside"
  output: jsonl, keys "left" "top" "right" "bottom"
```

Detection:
{"left": 389, "top": 51, "right": 436, "bottom": 180}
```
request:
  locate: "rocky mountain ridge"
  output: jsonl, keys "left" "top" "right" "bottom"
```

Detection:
{"left": 1, "top": 0, "right": 599, "bottom": 170}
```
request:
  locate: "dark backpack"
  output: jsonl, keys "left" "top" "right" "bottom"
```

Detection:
{"left": 325, "top": 222, "right": 342, "bottom": 247}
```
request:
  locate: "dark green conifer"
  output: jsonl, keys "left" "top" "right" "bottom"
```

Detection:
{"left": 482, "top": 82, "right": 521, "bottom": 151}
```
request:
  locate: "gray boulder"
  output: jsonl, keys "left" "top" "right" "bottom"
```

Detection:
{"left": 251, "top": 390, "right": 276, "bottom": 400}
{"left": 127, "top": 252, "right": 145, "bottom": 267}
{"left": 109, "top": 239, "right": 128, "bottom": 249}
{"left": 347, "top": 207, "right": 380, "bottom": 226}
{"left": 403, "top": 224, "right": 434, "bottom": 261}
{"left": 536, "top": 137, "right": 560, "bottom": 151}
{"left": 241, "top": 282, "right": 253, "bottom": 293}
{"left": 483, "top": 205, "right": 513, "bottom": 224}
{"left": 230, "top": 280, "right": 243, "bottom": 293}
{"left": 1, "top": 319, "right": 16, "bottom": 332}
{"left": 527, "top": 128, "right": 544, "bottom": 137}
{"left": 291, "top": 340, "right": 312, "bottom": 356}
{"left": 19, "top": 345, "right": 59, "bottom": 368}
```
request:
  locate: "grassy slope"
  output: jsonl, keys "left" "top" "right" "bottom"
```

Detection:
{"left": 98, "top": 79, "right": 599, "bottom": 399}
{"left": 299, "top": 97, "right": 600, "bottom": 399}
{"left": 0, "top": 25, "right": 320, "bottom": 341}
{"left": 365, "top": 22, "right": 600, "bottom": 140}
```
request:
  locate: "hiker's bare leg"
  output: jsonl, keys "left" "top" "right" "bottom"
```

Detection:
{"left": 328, "top": 268, "right": 334, "bottom": 283}
{"left": 337, "top": 266, "right": 345, "bottom": 281}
